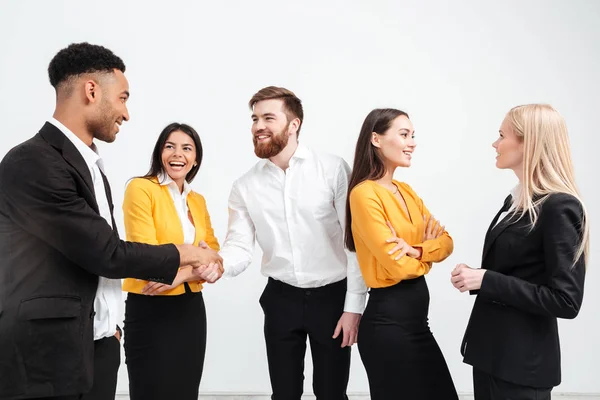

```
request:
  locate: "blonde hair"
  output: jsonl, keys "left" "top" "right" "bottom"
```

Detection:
{"left": 507, "top": 104, "right": 589, "bottom": 264}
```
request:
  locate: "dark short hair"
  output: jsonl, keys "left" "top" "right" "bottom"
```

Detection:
{"left": 141, "top": 123, "right": 203, "bottom": 184}
{"left": 48, "top": 42, "right": 126, "bottom": 89}
{"left": 249, "top": 86, "right": 304, "bottom": 136}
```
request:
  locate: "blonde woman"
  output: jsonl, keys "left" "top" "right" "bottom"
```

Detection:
{"left": 451, "top": 104, "right": 589, "bottom": 399}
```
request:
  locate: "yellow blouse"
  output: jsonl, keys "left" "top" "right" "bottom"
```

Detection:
{"left": 349, "top": 180, "right": 453, "bottom": 288}
{"left": 122, "top": 177, "right": 220, "bottom": 295}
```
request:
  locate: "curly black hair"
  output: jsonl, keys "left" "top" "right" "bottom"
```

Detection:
{"left": 48, "top": 42, "right": 126, "bottom": 89}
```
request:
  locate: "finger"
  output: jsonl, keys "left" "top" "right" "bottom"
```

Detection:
{"left": 437, "top": 225, "right": 445, "bottom": 238}
{"left": 426, "top": 215, "right": 434, "bottom": 236}
{"left": 431, "top": 220, "right": 440, "bottom": 236}
{"left": 451, "top": 264, "right": 464, "bottom": 275}
{"left": 332, "top": 320, "right": 342, "bottom": 339}
{"left": 341, "top": 327, "right": 350, "bottom": 348}
{"left": 150, "top": 284, "right": 172, "bottom": 295}
{"left": 388, "top": 242, "right": 404, "bottom": 255}
{"left": 450, "top": 275, "right": 463, "bottom": 284}
{"left": 142, "top": 281, "right": 161, "bottom": 294}
{"left": 145, "top": 283, "right": 165, "bottom": 295}
{"left": 349, "top": 329, "right": 358, "bottom": 346}
{"left": 394, "top": 248, "right": 408, "bottom": 260}
{"left": 197, "top": 241, "right": 209, "bottom": 249}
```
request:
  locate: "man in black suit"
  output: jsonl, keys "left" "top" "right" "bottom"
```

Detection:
{"left": 0, "top": 42, "right": 222, "bottom": 400}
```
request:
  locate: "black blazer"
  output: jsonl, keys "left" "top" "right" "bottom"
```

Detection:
{"left": 0, "top": 123, "right": 180, "bottom": 399}
{"left": 461, "top": 192, "right": 586, "bottom": 388}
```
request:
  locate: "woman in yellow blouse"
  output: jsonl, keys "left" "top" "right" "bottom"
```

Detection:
{"left": 122, "top": 123, "right": 221, "bottom": 400}
{"left": 345, "top": 109, "right": 458, "bottom": 399}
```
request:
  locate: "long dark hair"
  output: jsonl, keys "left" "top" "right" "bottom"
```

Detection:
{"left": 345, "top": 108, "right": 409, "bottom": 252}
{"left": 140, "top": 122, "right": 203, "bottom": 184}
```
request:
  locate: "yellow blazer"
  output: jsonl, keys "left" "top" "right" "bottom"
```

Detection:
{"left": 122, "top": 177, "right": 220, "bottom": 295}
{"left": 349, "top": 180, "right": 453, "bottom": 288}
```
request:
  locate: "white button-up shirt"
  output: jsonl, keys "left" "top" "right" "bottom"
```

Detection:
{"left": 49, "top": 118, "right": 122, "bottom": 340}
{"left": 157, "top": 172, "right": 196, "bottom": 245}
{"left": 220, "top": 144, "right": 367, "bottom": 313}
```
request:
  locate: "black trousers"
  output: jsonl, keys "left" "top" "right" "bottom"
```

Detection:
{"left": 124, "top": 286, "right": 206, "bottom": 400}
{"left": 473, "top": 368, "right": 553, "bottom": 400}
{"left": 259, "top": 278, "right": 350, "bottom": 400}
{"left": 36, "top": 335, "right": 120, "bottom": 400}
{"left": 358, "top": 276, "right": 458, "bottom": 400}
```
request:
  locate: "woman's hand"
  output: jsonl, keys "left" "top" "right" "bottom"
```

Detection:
{"left": 451, "top": 263, "right": 486, "bottom": 292}
{"left": 423, "top": 215, "right": 444, "bottom": 241}
{"left": 385, "top": 221, "right": 422, "bottom": 260}
{"left": 141, "top": 266, "right": 194, "bottom": 295}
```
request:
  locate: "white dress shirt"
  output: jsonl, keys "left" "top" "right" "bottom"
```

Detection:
{"left": 157, "top": 172, "right": 196, "bottom": 244}
{"left": 219, "top": 144, "right": 367, "bottom": 314}
{"left": 49, "top": 118, "right": 122, "bottom": 340}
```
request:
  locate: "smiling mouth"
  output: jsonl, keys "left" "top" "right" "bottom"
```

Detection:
{"left": 169, "top": 162, "right": 186, "bottom": 169}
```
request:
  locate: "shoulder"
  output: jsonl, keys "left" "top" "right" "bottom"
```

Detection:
{"left": 309, "top": 149, "right": 349, "bottom": 170}
{"left": 234, "top": 161, "right": 265, "bottom": 186}
{"left": 125, "top": 177, "right": 162, "bottom": 198}
{"left": 540, "top": 192, "right": 584, "bottom": 220}
{"left": 350, "top": 180, "right": 379, "bottom": 200}
{"left": 188, "top": 190, "right": 207, "bottom": 206}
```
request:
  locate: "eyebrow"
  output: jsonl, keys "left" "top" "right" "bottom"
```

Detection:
{"left": 252, "top": 112, "right": 277, "bottom": 119}
{"left": 165, "top": 141, "right": 194, "bottom": 146}
{"left": 121, "top": 90, "right": 130, "bottom": 98}
{"left": 399, "top": 128, "right": 413, "bottom": 133}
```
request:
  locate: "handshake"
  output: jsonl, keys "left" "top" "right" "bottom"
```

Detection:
{"left": 142, "top": 241, "right": 224, "bottom": 295}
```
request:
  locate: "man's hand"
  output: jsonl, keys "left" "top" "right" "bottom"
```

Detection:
{"left": 385, "top": 221, "right": 421, "bottom": 259}
{"left": 176, "top": 244, "right": 223, "bottom": 270}
{"left": 451, "top": 263, "right": 486, "bottom": 292}
{"left": 423, "top": 215, "right": 444, "bottom": 241}
{"left": 332, "top": 312, "right": 361, "bottom": 347}
{"left": 191, "top": 262, "right": 223, "bottom": 284}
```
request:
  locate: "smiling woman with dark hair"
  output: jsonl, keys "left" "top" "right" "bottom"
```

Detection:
{"left": 121, "top": 122, "right": 222, "bottom": 400}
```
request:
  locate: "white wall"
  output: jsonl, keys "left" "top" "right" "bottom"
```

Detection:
{"left": 1, "top": 0, "right": 598, "bottom": 395}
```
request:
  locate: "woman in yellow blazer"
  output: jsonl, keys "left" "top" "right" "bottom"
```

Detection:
{"left": 122, "top": 123, "right": 221, "bottom": 400}
{"left": 345, "top": 109, "right": 458, "bottom": 399}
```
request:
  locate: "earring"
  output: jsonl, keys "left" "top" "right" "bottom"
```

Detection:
{"left": 193, "top": 163, "right": 198, "bottom": 167}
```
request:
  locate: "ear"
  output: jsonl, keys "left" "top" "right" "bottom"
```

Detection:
{"left": 84, "top": 79, "right": 100, "bottom": 104}
{"left": 288, "top": 117, "right": 301, "bottom": 136}
{"left": 371, "top": 132, "right": 381, "bottom": 148}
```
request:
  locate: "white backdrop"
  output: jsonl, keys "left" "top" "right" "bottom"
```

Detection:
{"left": 1, "top": 0, "right": 598, "bottom": 395}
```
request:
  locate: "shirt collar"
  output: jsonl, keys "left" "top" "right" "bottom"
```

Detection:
{"left": 49, "top": 117, "right": 100, "bottom": 171}
{"left": 157, "top": 171, "right": 192, "bottom": 197}
{"left": 261, "top": 142, "right": 311, "bottom": 170}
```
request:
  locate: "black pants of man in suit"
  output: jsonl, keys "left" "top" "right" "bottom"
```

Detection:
{"left": 259, "top": 277, "right": 350, "bottom": 400}
{"left": 38, "top": 333, "right": 121, "bottom": 400}
{"left": 473, "top": 368, "right": 552, "bottom": 400}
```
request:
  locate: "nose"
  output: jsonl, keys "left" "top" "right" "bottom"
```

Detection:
{"left": 492, "top": 139, "right": 498, "bottom": 149}
{"left": 122, "top": 107, "right": 130, "bottom": 122}
{"left": 254, "top": 118, "right": 266, "bottom": 132}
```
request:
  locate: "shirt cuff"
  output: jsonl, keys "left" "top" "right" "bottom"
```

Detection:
{"left": 343, "top": 291, "right": 367, "bottom": 314}
{"left": 414, "top": 240, "right": 441, "bottom": 263}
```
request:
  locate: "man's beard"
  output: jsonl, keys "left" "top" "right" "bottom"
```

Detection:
{"left": 87, "top": 99, "right": 117, "bottom": 143}
{"left": 253, "top": 124, "right": 290, "bottom": 159}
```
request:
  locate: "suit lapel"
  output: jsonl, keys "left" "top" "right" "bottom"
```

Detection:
{"left": 482, "top": 195, "right": 513, "bottom": 262}
{"left": 39, "top": 122, "right": 96, "bottom": 198}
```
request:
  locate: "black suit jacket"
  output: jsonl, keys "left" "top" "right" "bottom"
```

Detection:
{"left": 461, "top": 192, "right": 586, "bottom": 388}
{"left": 0, "top": 123, "right": 180, "bottom": 399}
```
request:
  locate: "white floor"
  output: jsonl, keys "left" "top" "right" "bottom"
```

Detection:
{"left": 115, "top": 393, "right": 600, "bottom": 399}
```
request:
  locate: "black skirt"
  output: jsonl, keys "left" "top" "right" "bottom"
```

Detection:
{"left": 358, "top": 276, "right": 458, "bottom": 400}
